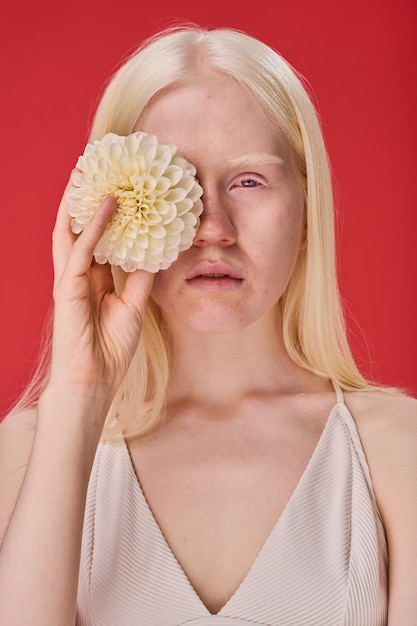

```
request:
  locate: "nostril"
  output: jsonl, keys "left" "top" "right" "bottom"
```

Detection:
{"left": 190, "top": 193, "right": 237, "bottom": 247}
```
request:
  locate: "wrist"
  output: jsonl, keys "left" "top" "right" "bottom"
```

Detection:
{"left": 38, "top": 383, "right": 114, "bottom": 440}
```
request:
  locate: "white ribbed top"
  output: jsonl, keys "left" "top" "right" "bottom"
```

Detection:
{"left": 76, "top": 388, "right": 388, "bottom": 625}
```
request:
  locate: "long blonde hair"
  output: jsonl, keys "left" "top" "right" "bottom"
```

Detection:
{"left": 10, "top": 25, "right": 377, "bottom": 436}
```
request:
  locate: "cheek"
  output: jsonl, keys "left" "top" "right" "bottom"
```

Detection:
{"left": 280, "top": 200, "right": 306, "bottom": 257}
{"left": 257, "top": 216, "right": 304, "bottom": 295}
{"left": 263, "top": 211, "right": 304, "bottom": 259}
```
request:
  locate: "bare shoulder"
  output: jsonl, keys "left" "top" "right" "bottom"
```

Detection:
{"left": 344, "top": 387, "right": 417, "bottom": 434}
{"left": 344, "top": 388, "right": 417, "bottom": 532}
{"left": 344, "top": 390, "right": 417, "bottom": 619}
{"left": 344, "top": 388, "right": 417, "bottom": 457}
{"left": 0, "top": 406, "right": 38, "bottom": 544}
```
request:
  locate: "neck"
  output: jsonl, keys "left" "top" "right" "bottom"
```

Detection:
{"left": 164, "top": 312, "right": 315, "bottom": 408}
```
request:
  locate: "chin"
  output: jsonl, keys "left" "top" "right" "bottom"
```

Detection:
{"left": 158, "top": 297, "right": 278, "bottom": 336}
{"left": 168, "top": 306, "right": 263, "bottom": 336}
{"left": 186, "top": 320, "right": 247, "bottom": 335}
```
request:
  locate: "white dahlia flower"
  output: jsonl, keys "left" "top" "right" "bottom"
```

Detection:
{"left": 66, "top": 131, "right": 204, "bottom": 272}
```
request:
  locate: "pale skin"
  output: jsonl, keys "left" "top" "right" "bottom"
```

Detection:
{"left": 0, "top": 70, "right": 417, "bottom": 624}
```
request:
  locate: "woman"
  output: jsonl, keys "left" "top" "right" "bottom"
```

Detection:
{"left": 0, "top": 25, "right": 416, "bottom": 626}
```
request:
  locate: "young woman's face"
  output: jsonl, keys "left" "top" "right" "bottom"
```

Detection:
{"left": 137, "top": 71, "right": 305, "bottom": 334}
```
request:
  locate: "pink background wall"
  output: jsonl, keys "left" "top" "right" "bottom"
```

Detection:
{"left": 1, "top": 0, "right": 416, "bottom": 416}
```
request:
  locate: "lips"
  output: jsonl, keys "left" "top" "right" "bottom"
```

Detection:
{"left": 185, "top": 262, "right": 243, "bottom": 292}
{"left": 186, "top": 262, "right": 242, "bottom": 281}
{"left": 199, "top": 273, "right": 228, "bottom": 278}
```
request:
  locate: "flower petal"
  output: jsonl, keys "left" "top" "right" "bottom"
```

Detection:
{"left": 66, "top": 131, "right": 203, "bottom": 272}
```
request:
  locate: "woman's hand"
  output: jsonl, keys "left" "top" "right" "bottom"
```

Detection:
{"left": 49, "top": 175, "right": 154, "bottom": 406}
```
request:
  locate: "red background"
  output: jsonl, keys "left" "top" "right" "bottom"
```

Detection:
{"left": 1, "top": 0, "right": 416, "bottom": 417}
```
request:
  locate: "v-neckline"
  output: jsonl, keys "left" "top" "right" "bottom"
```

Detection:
{"left": 122, "top": 400, "right": 342, "bottom": 616}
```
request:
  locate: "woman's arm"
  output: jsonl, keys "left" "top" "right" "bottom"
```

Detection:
{"left": 0, "top": 408, "right": 37, "bottom": 546}
{"left": 0, "top": 181, "right": 153, "bottom": 626}
{"left": 347, "top": 391, "right": 417, "bottom": 625}
{"left": 0, "top": 392, "right": 106, "bottom": 626}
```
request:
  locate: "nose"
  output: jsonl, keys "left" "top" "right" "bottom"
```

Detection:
{"left": 193, "top": 190, "right": 237, "bottom": 248}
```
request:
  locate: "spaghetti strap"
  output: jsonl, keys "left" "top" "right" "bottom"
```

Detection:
{"left": 331, "top": 380, "right": 345, "bottom": 405}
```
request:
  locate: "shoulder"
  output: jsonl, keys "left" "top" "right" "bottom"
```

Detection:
{"left": 343, "top": 388, "right": 417, "bottom": 484}
{"left": 0, "top": 406, "right": 38, "bottom": 544}
{"left": 344, "top": 386, "right": 417, "bottom": 417}
{"left": 344, "top": 387, "right": 417, "bottom": 537}
{"left": 344, "top": 389, "right": 417, "bottom": 619}
{"left": 344, "top": 388, "right": 417, "bottom": 468}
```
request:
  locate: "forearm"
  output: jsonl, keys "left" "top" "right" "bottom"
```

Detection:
{"left": 0, "top": 181, "right": 150, "bottom": 624}
{"left": 0, "top": 386, "right": 108, "bottom": 626}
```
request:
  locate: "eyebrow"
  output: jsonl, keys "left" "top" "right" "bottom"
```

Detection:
{"left": 228, "top": 153, "right": 285, "bottom": 168}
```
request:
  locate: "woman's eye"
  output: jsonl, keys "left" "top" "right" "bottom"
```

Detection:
{"left": 229, "top": 174, "right": 265, "bottom": 191}
{"left": 240, "top": 178, "right": 260, "bottom": 188}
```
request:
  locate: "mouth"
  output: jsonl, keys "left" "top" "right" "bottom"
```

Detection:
{"left": 185, "top": 271, "right": 243, "bottom": 292}
{"left": 197, "top": 273, "right": 230, "bottom": 278}
{"left": 184, "top": 260, "right": 244, "bottom": 292}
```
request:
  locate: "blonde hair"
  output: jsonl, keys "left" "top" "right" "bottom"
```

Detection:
{"left": 10, "top": 25, "right": 378, "bottom": 435}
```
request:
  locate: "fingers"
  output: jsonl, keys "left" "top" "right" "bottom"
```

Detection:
{"left": 52, "top": 177, "right": 154, "bottom": 320}
{"left": 65, "top": 195, "right": 117, "bottom": 278}
{"left": 52, "top": 173, "right": 118, "bottom": 289}
{"left": 121, "top": 270, "right": 155, "bottom": 321}
{"left": 52, "top": 174, "right": 77, "bottom": 287}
